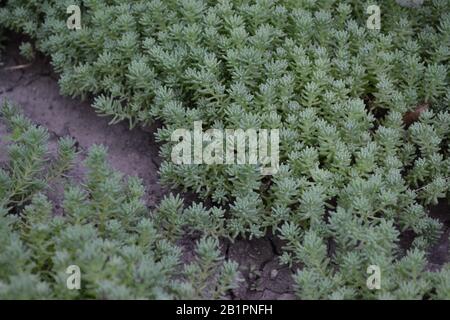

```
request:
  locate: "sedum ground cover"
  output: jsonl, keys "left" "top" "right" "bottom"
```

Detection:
{"left": 0, "top": 0, "right": 449, "bottom": 299}
{"left": 0, "top": 101, "right": 240, "bottom": 299}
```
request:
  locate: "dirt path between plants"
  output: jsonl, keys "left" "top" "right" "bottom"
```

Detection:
{"left": 0, "top": 38, "right": 296, "bottom": 300}
{"left": 0, "top": 40, "right": 165, "bottom": 208}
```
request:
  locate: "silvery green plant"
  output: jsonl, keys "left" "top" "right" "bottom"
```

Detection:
{"left": 0, "top": 0, "right": 449, "bottom": 299}
{"left": 0, "top": 101, "right": 240, "bottom": 299}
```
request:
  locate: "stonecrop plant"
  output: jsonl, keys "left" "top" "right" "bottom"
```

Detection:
{"left": 0, "top": 0, "right": 449, "bottom": 299}
{"left": 0, "top": 101, "right": 240, "bottom": 299}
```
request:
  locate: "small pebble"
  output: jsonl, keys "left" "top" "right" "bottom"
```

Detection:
{"left": 270, "top": 269, "right": 278, "bottom": 279}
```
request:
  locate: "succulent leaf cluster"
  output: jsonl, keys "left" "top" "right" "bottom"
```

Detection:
{"left": 0, "top": 101, "right": 239, "bottom": 299}
{"left": 0, "top": 0, "right": 449, "bottom": 299}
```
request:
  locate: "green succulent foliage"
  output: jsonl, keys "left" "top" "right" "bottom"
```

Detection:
{"left": 0, "top": 0, "right": 449, "bottom": 299}
{"left": 0, "top": 101, "right": 77, "bottom": 211}
{"left": 282, "top": 216, "right": 450, "bottom": 300}
{"left": 0, "top": 102, "right": 240, "bottom": 299}
{"left": 19, "top": 42, "right": 35, "bottom": 61}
